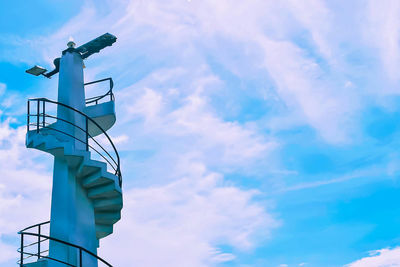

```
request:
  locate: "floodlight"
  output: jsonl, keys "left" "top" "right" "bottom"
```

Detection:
{"left": 26, "top": 65, "right": 47, "bottom": 76}
{"left": 76, "top": 33, "right": 117, "bottom": 59}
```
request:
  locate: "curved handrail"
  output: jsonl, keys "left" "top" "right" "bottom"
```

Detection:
{"left": 84, "top": 78, "right": 114, "bottom": 105}
{"left": 27, "top": 97, "right": 122, "bottom": 187}
{"left": 43, "top": 114, "right": 119, "bottom": 171}
{"left": 18, "top": 222, "right": 112, "bottom": 266}
{"left": 20, "top": 220, "right": 50, "bottom": 232}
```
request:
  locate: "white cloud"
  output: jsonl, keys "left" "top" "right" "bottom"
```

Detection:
{"left": 346, "top": 247, "right": 400, "bottom": 267}
{"left": 257, "top": 35, "right": 357, "bottom": 143}
{"left": 116, "top": 77, "right": 276, "bottom": 179}
{"left": 103, "top": 0, "right": 359, "bottom": 144}
{"left": 100, "top": 171, "right": 278, "bottom": 267}
{"left": 111, "top": 134, "right": 129, "bottom": 145}
{"left": 0, "top": 239, "right": 15, "bottom": 263}
{"left": 279, "top": 167, "right": 382, "bottom": 193}
{"left": 286, "top": 0, "right": 334, "bottom": 62}
{"left": 0, "top": 2, "right": 281, "bottom": 265}
{"left": 0, "top": 83, "right": 5, "bottom": 96}
{"left": 365, "top": 0, "right": 400, "bottom": 83}
{"left": 125, "top": 87, "right": 163, "bottom": 122}
{"left": 3, "top": 0, "right": 390, "bottom": 265}
{"left": 2, "top": 0, "right": 364, "bottom": 143}
{"left": 0, "top": 118, "right": 52, "bottom": 264}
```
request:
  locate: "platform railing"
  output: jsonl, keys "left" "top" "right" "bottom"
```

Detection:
{"left": 27, "top": 98, "right": 122, "bottom": 187}
{"left": 84, "top": 77, "right": 114, "bottom": 105}
{"left": 18, "top": 221, "right": 112, "bottom": 267}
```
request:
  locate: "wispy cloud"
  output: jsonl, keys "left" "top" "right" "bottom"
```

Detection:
{"left": 4, "top": 0, "right": 400, "bottom": 266}
{"left": 345, "top": 247, "right": 400, "bottom": 267}
{"left": 279, "top": 167, "right": 383, "bottom": 193}
{"left": 100, "top": 172, "right": 278, "bottom": 267}
{"left": 364, "top": 0, "right": 400, "bottom": 84}
{"left": 0, "top": 117, "right": 52, "bottom": 264}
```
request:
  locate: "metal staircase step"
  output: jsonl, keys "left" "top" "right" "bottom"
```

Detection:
{"left": 44, "top": 140, "right": 66, "bottom": 157}
{"left": 26, "top": 132, "right": 35, "bottom": 147}
{"left": 82, "top": 170, "right": 117, "bottom": 188}
{"left": 95, "top": 212, "right": 121, "bottom": 224}
{"left": 88, "top": 182, "right": 121, "bottom": 199}
{"left": 46, "top": 147, "right": 64, "bottom": 157}
{"left": 65, "top": 154, "right": 84, "bottom": 168}
{"left": 64, "top": 149, "right": 89, "bottom": 169}
{"left": 95, "top": 224, "right": 113, "bottom": 239}
{"left": 29, "top": 133, "right": 65, "bottom": 157}
{"left": 33, "top": 138, "right": 46, "bottom": 150}
{"left": 22, "top": 260, "right": 48, "bottom": 267}
{"left": 94, "top": 197, "right": 123, "bottom": 212}
{"left": 77, "top": 159, "right": 107, "bottom": 178}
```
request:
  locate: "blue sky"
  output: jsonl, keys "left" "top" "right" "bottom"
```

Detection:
{"left": 1, "top": 0, "right": 400, "bottom": 266}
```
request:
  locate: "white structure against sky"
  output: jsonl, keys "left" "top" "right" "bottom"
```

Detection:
{"left": 19, "top": 34, "right": 123, "bottom": 267}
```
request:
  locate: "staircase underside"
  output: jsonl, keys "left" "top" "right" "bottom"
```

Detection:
{"left": 84, "top": 101, "right": 116, "bottom": 137}
{"left": 26, "top": 131, "right": 123, "bottom": 239}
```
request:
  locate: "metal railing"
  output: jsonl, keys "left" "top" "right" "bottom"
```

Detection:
{"left": 27, "top": 98, "right": 122, "bottom": 187}
{"left": 18, "top": 221, "right": 112, "bottom": 267}
{"left": 84, "top": 78, "right": 114, "bottom": 105}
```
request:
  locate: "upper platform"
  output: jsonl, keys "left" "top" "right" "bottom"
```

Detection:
{"left": 84, "top": 77, "right": 116, "bottom": 136}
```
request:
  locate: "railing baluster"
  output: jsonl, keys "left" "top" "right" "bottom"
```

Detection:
{"left": 38, "top": 224, "right": 41, "bottom": 260}
{"left": 84, "top": 77, "right": 114, "bottom": 105}
{"left": 86, "top": 117, "right": 89, "bottom": 151}
{"left": 37, "top": 100, "right": 40, "bottom": 133}
{"left": 36, "top": 101, "right": 40, "bottom": 133}
{"left": 27, "top": 101, "right": 30, "bottom": 132}
{"left": 20, "top": 233, "right": 24, "bottom": 267}
{"left": 19, "top": 222, "right": 113, "bottom": 267}
{"left": 43, "top": 100, "right": 45, "bottom": 128}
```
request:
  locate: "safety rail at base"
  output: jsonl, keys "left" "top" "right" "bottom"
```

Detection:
{"left": 26, "top": 97, "right": 122, "bottom": 187}
{"left": 17, "top": 221, "right": 112, "bottom": 267}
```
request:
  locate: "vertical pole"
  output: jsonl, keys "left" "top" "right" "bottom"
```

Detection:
{"left": 20, "top": 234, "right": 24, "bottom": 267}
{"left": 86, "top": 117, "right": 89, "bottom": 151}
{"left": 42, "top": 100, "right": 45, "bottom": 128}
{"left": 38, "top": 225, "right": 41, "bottom": 260}
{"left": 27, "top": 101, "right": 30, "bottom": 132}
{"left": 37, "top": 100, "right": 40, "bottom": 133}
{"left": 79, "top": 249, "right": 82, "bottom": 267}
{"left": 109, "top": 79, "right": 113, "bottom": 101}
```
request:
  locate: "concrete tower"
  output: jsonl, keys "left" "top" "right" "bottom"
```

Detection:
{"left": 19, "top": 33, "right": 123, "bottom": 267}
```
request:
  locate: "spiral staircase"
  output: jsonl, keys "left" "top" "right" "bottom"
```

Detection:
{"left": 18, "top": 78, "right": 122, "bottom": 267}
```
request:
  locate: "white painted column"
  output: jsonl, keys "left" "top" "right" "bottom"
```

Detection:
{"left": 48, "top": 46, "right": 98, "bottom": 267}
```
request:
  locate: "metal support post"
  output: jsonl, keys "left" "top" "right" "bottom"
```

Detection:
{"left": 43, "top": 100, "right": 45, "bottom": 128}
{"left": 20, "top": 234, "right": 24, "bottom": 267}
{"left": 37, "top": 100, "right": 40, "bottom": 133}
{"left": 38, "top": 225, "right": 41, "bottom": 259}
{"left": 86, "top": 117, "right": 89, "bottom": 151}
{"left": 27, "top": 101, "right": 30, "bottom": 132}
